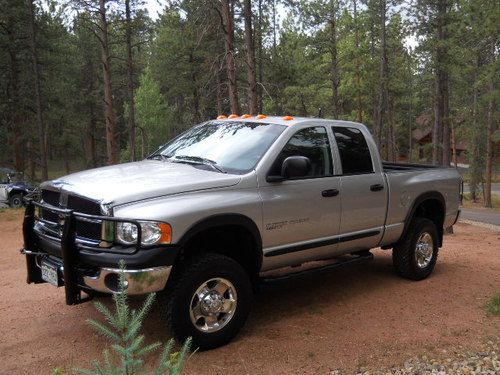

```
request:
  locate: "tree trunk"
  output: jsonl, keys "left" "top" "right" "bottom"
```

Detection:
{"left": 433, "top": 0, "right": 450, "bottom": 167}
{"left": 329, "top": 2, "right": 340, "bottom": 119}
{"left": 484, "top": 79, "right": 495, "bottom": 208}
{"left": 257, "top": 0, "right": 263, "bottom": 112}
{"left": 216, "top": 64, "right": 223, "bottom": 115}
{"left": 221, "top": 0, "right": 239, "bottom": 115}
{"left": 27, "top": 0, "right": 48, "bottom": 180}
{"left": 353, "top": 0, "right": 362, "bottom": 123}
{"left": 189, "top": 52, "right": 200, "bottom": 123}
{"left": 374, "top": 0, "right": 388, "bottom": 153}
{"left": 125, "top": 0, "right": 136, "bottom": 161}
{"left": 470, "top": 55, "right": 480, "bottom": 202}
{"left": 243, "top": 0, "right": 258, "bottom": 115}
{"left": 99, "top": 0, "right": 117, "bottom": 165}
{"left": 7, "top": 25, "right": 24, "bottom": 172}
{"left": 451, "top": 121, "right": 457, "bottom": 167}
{"left": 387, "top": 97, "right": 396, "bottom": 161}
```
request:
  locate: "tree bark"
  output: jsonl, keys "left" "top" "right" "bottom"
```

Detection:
{"left": 99, "top": 0, "right": 117, "bottom": 165}
{"left": 433, "top": 0, "right": 450, "bottom": 167}
{"left": 329, "top": 1, "right": 340, "bottom": 118}
{"left": 7, "top": 25, "right": 24, "bottom": 172}
{"left": 27, "top": 0, "right": 48, "bottom": 180}
{"left": 189, "top": 52, "right": 200, "bottom": 123}
{"left": 353, "top": 0, "right": 362, "bottom": 123}
{"left": 257, "top": 0, "right": 263, "bottom": 112}
{"left": 470, "top": 55, "right": 480, "bottom": 202}
{"left": 484, "top": 79, "right": 495, "bottom": 208}
{"left": 125, "top": 0, "right": 136, "bottom": 161}
{"left": 221, "top": 0, "right": 239, "bottom": 115}
{"left": 243, "top": 0, "right": 258, "bottom": 115}
{"left": 451, "top": 121, "right": 457, "bottom": 167}
{"left": 374, "top": 0, "right": 388, "bottom": 152}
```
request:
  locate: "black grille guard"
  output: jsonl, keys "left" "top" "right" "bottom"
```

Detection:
{"left": 22, "top": 199, "right": 143, "bottom": 305}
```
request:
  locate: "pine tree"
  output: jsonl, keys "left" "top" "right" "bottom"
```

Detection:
{"left": 77, "top": 260, "right": 191, "bottom": 375}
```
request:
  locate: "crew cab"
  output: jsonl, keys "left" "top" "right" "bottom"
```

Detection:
{"left": 21, "top": 116, "right": 461, "bottom": 349}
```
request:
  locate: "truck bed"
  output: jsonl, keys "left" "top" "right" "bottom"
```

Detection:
{"left": 382, "top": 161, "right": 442, "bottom": 173}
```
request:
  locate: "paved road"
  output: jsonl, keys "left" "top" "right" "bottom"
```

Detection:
{"left": 463, "top": 183, "right": 500, "bottom": 194}
{"left": 460, "top": 208, "right": 500, "bottom": 226}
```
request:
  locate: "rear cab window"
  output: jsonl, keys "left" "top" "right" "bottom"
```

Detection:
{"left": 332, "top": 127, "right": 373, "bottom": 175}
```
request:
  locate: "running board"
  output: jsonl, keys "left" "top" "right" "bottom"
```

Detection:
{"left": 260, "top": 252, "right": 374, "bottom": 283}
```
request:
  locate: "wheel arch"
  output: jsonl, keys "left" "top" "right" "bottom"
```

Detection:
{"left": 400, "top": 191, "right": 446, "bottom": 247}
{"left": 8, "top": 189, "right": 26, "bottom": 197}
{"left": 175, "top": 213, "right": 263, "bottom": 278}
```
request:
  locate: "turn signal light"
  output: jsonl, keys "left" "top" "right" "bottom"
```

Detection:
{"left": 217, "top": 115, "right": 227, "bottom": 120}
{"left": 228, "top": 114, "right": 239, "bottom": 119}
{"left": 283, "top": 115, "right": 294, "bottom": 121}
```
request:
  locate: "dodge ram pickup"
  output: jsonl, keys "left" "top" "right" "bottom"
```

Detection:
{"left": 21, "top": 116, "right": 462, "bottom": 349}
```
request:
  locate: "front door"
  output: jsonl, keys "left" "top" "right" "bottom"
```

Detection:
{"left": 259, "top": 126, "right": 342, "bottom": 270}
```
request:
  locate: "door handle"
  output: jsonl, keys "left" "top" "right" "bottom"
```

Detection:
{"left": 322, "top": 189, "right": 339, "bottom": 197}
{"left": 370, "top": 184, "right": 384, "bottom": 192}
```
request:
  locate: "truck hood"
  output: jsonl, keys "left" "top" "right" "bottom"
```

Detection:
{"left": 42, "top": 160, "right": 241, "bottom": 207}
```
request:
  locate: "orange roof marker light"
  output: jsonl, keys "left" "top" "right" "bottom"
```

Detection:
{"left": 228, "top": 114, "right": 239, "bottom": 119}
{"left": 241, "top": 114, "right": 252, "bottom": 119}
{"left": 283, "top": 115, "right": 294, "bottom": 121}
{"left": 216, "top": 115, "right": 227, "bottom": 120}
{"left": 256, "top": 114, "right": 267, "bottom": 119}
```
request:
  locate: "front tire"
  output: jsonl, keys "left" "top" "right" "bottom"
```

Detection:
{"left": 159, "top": 253, "right": 253, "bottom": 350}
{"left": 392, "top": 217, "right": 439, "bottom": 280}
{"left": 9, "top": 194, "right": 23, "bottom": 208}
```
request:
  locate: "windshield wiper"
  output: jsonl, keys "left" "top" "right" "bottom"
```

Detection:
{"left": 147, "top": 154, "right": 168, "bottom": 161}
{"left": 170, "top": 155, "right": 226, "bottom": 173}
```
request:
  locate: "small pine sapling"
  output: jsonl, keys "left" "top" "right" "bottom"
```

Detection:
{"left": 77, "top": 260, "right": 191, "bottom": 375}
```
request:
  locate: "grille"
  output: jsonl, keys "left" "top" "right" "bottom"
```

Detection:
{"left": 41, "top": 190, "right": 59, "bottom": 223}
{"left": 40, "top": 189, "right": 102, "bottom": 241}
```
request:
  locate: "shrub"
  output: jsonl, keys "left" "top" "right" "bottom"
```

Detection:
{"left": 485, "top": 293, "right": 500, "bottom": 316}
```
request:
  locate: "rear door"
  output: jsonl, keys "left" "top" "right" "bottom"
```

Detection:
{"left": 259, "top": 126, "right": 342, "bottom": 270}
{"left": 331, "top": 126, "right": 387, "bottom": 252}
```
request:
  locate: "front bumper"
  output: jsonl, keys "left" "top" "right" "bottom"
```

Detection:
{"left": 83, "top": 266, "right": 171, "bottom": 294}
{"left": 22, "top": 200, "right": 178, "bottom": 304}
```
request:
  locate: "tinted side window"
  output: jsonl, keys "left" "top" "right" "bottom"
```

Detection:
{"left": 332, "top": 127, "right": 373, "bottom": 174}
{"left": 269, "top": 127, "right": 333, "bottom": 178}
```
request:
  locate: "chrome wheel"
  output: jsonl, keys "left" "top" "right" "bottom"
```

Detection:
{"left": 415, "top": 232, "right": 433, "bottom": 268}
{"left": 189, "top": 277, "right": 237, "bottom": 333}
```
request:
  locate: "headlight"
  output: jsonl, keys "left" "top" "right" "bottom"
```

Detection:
{"left": 116, "top": 221, "right": 172, "bottom": 246}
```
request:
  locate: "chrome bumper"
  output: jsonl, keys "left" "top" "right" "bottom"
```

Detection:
{"left": 83, "top": 266, "right": 172, "bottom": 295}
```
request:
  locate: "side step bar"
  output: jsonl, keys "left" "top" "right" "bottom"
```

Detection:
{"left": 260, "top": 252, "right": 374, "bottom": 283}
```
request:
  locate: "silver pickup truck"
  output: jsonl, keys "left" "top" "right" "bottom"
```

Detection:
{"left": 21, "top": 116, "right": 461, "bottom": 349}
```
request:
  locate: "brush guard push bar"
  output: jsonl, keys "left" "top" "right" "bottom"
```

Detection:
{"left": 21, "top": 199, "right": 143, "bottom": 305}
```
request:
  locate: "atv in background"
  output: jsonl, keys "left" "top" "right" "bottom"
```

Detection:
{"left": 0, "top": 168, "right": 39, "bottom": 208}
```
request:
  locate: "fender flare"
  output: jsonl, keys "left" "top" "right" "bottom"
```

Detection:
{"left": 176, "top": 213, "right": 263, "bottom": 268}
{"left": 399, "top": 191, "right": 446, "bottom": 247}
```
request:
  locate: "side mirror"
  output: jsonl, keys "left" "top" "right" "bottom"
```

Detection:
{"left": 266, "top": 156, "right": 311, "bottom": 182}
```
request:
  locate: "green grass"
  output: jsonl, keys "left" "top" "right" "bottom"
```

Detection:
{"left": 484, "top": 293, "right": 500, "bottom": 316}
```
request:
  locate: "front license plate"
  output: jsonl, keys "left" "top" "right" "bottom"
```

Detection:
{"left": 41, "top": 261, "right": 60, "bottom": 287}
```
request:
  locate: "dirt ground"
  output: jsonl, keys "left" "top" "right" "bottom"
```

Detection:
{"left": 0, "top": 209, "right": 498, "bottom": 375}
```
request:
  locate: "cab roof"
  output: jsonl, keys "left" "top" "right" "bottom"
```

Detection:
{"left": 214, "top": 115, "right": 365, "bottom": 129}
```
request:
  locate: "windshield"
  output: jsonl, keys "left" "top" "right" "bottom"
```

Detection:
{"left": 153, "top": 121, "right": 286, "bottom": 174}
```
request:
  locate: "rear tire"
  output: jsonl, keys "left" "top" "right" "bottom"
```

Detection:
{"left": 158, "top": 253, "right": 253, "bottom": 350}
{"left": 9, "top": 194, "right": 23, "bottom": 208}
{"left": 392, "top": 217, "right": 439, "bottom": 280}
